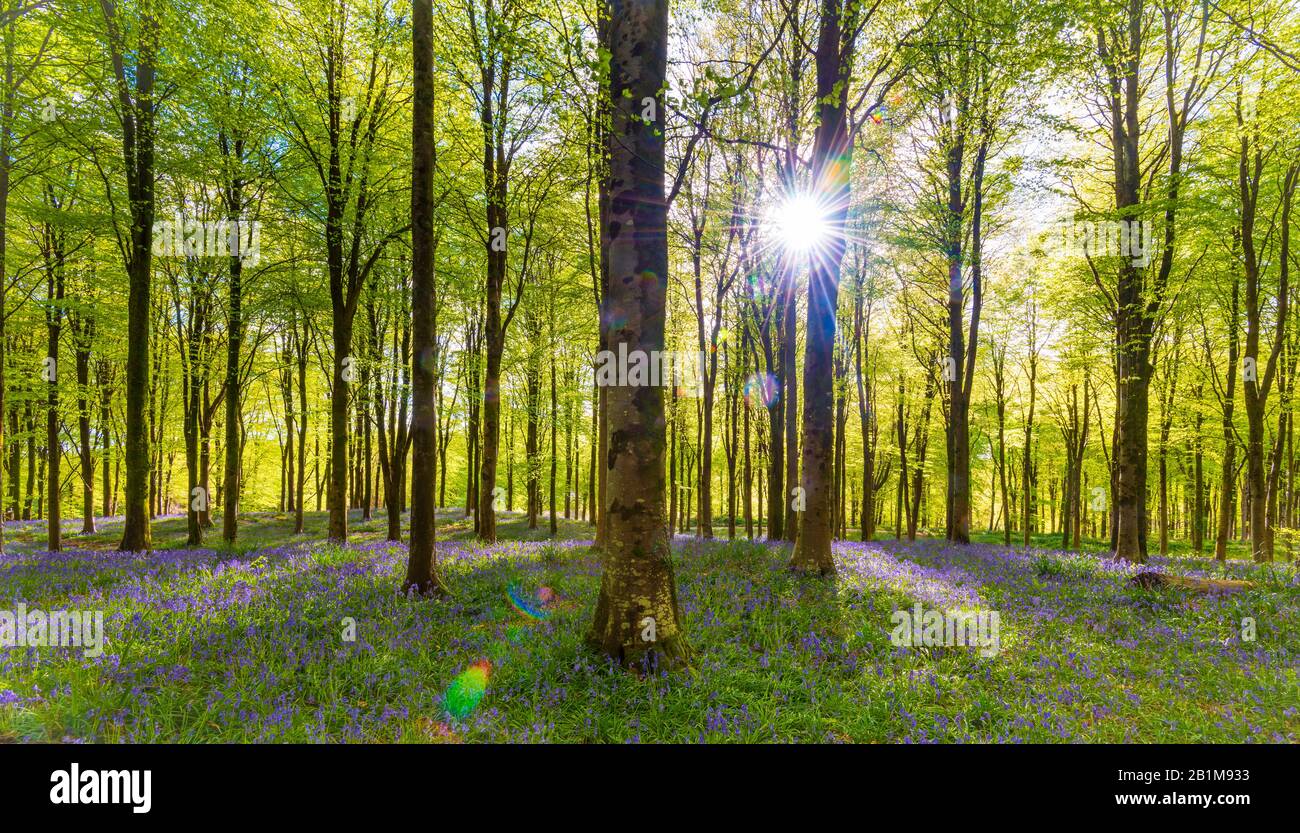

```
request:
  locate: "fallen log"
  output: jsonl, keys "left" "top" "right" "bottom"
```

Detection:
{"left": 1131, "top": 571, "right": 1254, "bottom": 594}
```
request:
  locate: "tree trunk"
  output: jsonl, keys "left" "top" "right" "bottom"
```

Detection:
{"left": 112, "top": 2, "right": 159, "bottom": 553}
{"left": 44, "top": 239, "right": 64, "bottom": 551}
{"left": 222, "top": 190, "right": 245, "bottom": 544}
{"left": 403, "top": 0, "right": 446, "bottom": 595}
{"left": 586, "top": 0, "right": 688, "bottom": 668}
{"left": 789, "top": 0, "right": 854, "bottom": 575}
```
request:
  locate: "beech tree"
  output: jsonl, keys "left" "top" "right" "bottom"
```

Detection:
{"left": 586, "top": 0, "right": 689, "bottom": 667}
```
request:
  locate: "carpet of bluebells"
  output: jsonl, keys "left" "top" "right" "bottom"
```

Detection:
{"left": 2, "top": 515, "right": 1297, "bottom": 743}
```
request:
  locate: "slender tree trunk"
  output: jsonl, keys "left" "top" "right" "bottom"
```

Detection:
{"left": 789, "top": 0, "right": 856, "bottom": 574}
{"left": 1214, "top": 273, "right": 1240, "bottom": 560}
{"left": 222, "top": 200, "right": 245, "bottom": 543}
{"left": 44, "top": 250, "right": 64, "bottom": 551}
{"left": 404, "top": 0, "right": 445, "bottom": 594}
{"left": 549, "top": 339, "right": 558, "bottom": 536}
{"left": 112, "top": 2, "right": 159, "bottom": 553}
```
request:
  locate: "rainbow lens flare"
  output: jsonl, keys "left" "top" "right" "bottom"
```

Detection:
{"left": 443, "top": 659, "right": 491, "bottom": 720}
{"left": 506, "top": 583, "right": 554, "bottom": 621}
{"left": 743, "top": 373, "right": 781, "bottom": 409}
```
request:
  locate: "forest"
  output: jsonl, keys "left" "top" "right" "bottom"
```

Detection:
{"left": 0, "top": 0, "right": 1297, "bottom": 745}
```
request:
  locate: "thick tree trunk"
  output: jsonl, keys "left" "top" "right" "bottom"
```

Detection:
{"left": 586, "top": 0, "right": 688, "bottom": 668}
{"left": 909, "top": 377, "right": 934, "bottom": 541}
{"left": 198, "top": 391, "right": 213, "bottom": 528}
{"left": 525, "top": 346, "right": 540, "bottom": 528}
{"left": 473, "top": 27, "right": 514, "bottom": 544}
{"left": 24, "top": 402, "right": 34, "bottom": 520}
{"left": 564, "top": 372, "right": 573, "bottom": 519}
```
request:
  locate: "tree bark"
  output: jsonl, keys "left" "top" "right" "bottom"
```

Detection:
{"left": 586, "top": 0, "right": 688, "bottom": 668}
{"left": 789, "top": 0, "right": 855, "bottom": 575}
{"left": 404, "top": 0, "right": 446, "bottom": 594}
{"left": 105, "top": 0, "right": 158, "bottom": 553}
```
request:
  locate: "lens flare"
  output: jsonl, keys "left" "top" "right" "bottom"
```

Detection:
{"left": 602, "top": 309, "right": 629, "bottom": 331}
{"left": 745, "top": 272, "right": 774, "bottom": 304}
{"left": 743, "top": 372, "right": 781, "bottom": 409}
{"left": 506, "top": 582, "right": 554, "bottom": 621}
{"left": 768, "top": 195, "right": 830, "bottom": 253}
{"left": 443, "top": 659, "right": 491, "bottom": 719}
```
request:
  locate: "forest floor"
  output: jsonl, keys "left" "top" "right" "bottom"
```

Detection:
{"left": 1, "top": 510, "right": 1296, "bottom": 742}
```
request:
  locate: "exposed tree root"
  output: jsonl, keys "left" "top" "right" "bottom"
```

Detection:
{"left": 1130, "top": 571, "right": 1254, "bottom": 594}
{"left": 584, "top": 632, "right": 692, "bottom": 674}
{"left": 402, "top": 575, "right": 450, "bottom": 598}
{"left": 787, "top": 560, "right": 836, "bottom": 578}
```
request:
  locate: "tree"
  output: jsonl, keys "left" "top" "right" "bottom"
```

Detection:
{"left": 404, "top": 0, "right": 447, "bottom": 595}
{"left": 586, "top": 0, "right": 689, "bottom": 668}
{"left": 276, "top": 0, "right": 408, "bottom": 543}
{"left": 1095, "top": 0, "right": 1224, "bottom": 562}
{"left": 789, "top": 0, "right": 858, "bottom": 575}
{"left": 99, "top": 0, "right": 160, "bottom": 553}
{"left": 0, "top": 0, "right": 52, "bottom": 554}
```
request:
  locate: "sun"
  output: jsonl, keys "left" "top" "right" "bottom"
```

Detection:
{"left": 768, "top": 194, "right": 831, "bottom": 255}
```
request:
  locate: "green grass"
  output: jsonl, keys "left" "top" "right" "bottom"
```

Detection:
{"left": 1, "top": 512, "right": 1296, "bottom": 743}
